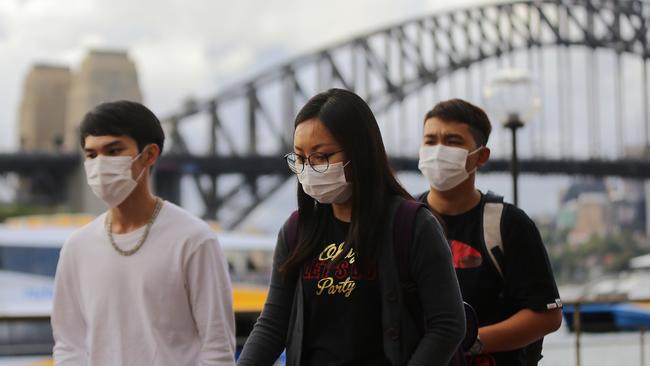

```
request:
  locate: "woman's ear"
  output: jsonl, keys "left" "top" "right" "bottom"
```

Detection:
{"left": 343, "top": 160, "right": 353, "bottom": 181}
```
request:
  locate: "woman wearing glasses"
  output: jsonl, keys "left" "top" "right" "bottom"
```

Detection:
{"left": 238, "top": 89, "right": 465, "bottom": 366}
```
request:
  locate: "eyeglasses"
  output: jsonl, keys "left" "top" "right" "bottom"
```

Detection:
{"left": 284, "top": 150, "right": 344, "bottom": 174}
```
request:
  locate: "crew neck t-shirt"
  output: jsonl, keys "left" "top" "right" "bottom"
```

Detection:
{"left": 52, "top": 201, "right": 236, "bottom": 366}
{"left": 423, "top": 192, "right": 561, "bottom": 365}
{"left": 301, "top": 215, "right": 389, "bottom": 366}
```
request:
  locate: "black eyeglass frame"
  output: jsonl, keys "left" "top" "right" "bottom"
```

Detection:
{"left": 283, "top": 150, "right": 345, "bottom": 173}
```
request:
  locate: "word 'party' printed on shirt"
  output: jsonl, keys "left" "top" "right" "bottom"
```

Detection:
{"left": 303, "top": 242, "right": 377, "bottom": 298}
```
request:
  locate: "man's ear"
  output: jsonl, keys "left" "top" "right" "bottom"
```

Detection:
{"left": 477, "top": 147, "right": 490, "bottom": 168}
{"left": 144, "top": 144, "right": 161, "bottom": 166}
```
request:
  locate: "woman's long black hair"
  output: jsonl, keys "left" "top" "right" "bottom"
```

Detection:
{"left": 280, "top": 88, "right": 412, "bottom": 273}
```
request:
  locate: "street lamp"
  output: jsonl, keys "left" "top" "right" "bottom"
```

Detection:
{"left": 484, "top": 68, "right": 539, "bottom": 207}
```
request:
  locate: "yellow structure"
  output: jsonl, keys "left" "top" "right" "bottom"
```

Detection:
{"left": 18, "top": 65, "right": 71, "bottom": 152}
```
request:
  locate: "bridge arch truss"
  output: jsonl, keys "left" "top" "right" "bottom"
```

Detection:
{"left": 159, "top": 0, "right": 650, "bottom": 227}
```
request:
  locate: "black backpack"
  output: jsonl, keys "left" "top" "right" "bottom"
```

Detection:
{"left": 286, "top": 200, "right": 478, "bottom": 366}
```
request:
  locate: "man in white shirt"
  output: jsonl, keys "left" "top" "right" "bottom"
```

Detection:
{"left": 52, "top": 100, "right": 236, "bottom": 366}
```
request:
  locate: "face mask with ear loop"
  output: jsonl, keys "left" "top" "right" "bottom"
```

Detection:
{"left": 297, "top": 161, "right": 353, "bottom": 204}
{"left": 84, "top": 146, "right": 151, "bottom": 208}
{"left": 418, "top": 145, "right": 484, "bottom": 192}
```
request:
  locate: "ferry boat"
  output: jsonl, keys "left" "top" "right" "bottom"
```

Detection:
{"left": 562, "top": 254, "right": 650, "bottom": 332}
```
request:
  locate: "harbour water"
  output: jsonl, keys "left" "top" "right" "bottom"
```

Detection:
{"left": 540, "top": 324, "right": 650, "bottom": 365}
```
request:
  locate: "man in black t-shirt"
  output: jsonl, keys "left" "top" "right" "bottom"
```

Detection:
{"left": 416, "top": 99, "right": 563, "bottom": 366}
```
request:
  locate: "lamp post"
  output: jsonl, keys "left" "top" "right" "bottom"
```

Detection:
{"left": 504, "top": 113, "right": 524, "bottom": 206}
{"left": 484, "top": 69, "right": 538, "bottom": 207}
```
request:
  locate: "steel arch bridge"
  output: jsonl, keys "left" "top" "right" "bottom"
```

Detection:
{"left": 11, "top": 0, "right": 650, "bottom": 228}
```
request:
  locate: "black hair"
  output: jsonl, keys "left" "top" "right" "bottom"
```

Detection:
{"left": 424, "top": 98, "right": 492, "bottom": 147}
{"left": 79, "top": 100, "right": 165, "bottom": 153}
{"left": 280, "top": 88, "right": 412, "bottom": 273}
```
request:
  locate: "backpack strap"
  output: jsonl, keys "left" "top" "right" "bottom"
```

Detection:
{"left": 416, "top": 191, "right": 429, "bottom": 203}
{"left": 393, "top": 199, "right": 474, "bottom": 366}
{"left": 483, "top": 191, "right": 504, "bottom": 205}
{"left": 482, "top": 192, "right": 505, "bottom": 279}
{"left": 393, "top": 200, "right": 426, "bottom": 287}
{"left": 484, "top": 193, "right": 546, "bottom": 364}
{"left": 286, "top": 210, "right": 300, "bottom": 253}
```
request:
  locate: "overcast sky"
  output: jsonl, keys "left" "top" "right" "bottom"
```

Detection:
{"left": 0, "top": 0, "right": 494, "bottom": 151}
{"left": 3, "top": 0, "right": 630, "bottom": 221}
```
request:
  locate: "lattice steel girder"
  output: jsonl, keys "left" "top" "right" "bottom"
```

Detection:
{"left": 0, "top": 153, "right": 80, "bottom": 205}
{"left": 156, "top": 155, "right": 650, "bottom": 224}
{"left": 155, "top": 155, "right": 288, "bottom": 175}
{"left": 153, "top": 155, "right": 650, "bottom": 180}
{"left": 391, "top": 157, "right": 650, "bottom": 179}
{"left": 154, "top": 0, "right": 650, "bottom": 222}
{"left": 2, "top": 153, "right": 649, "bottom": 221}
{"left": 1, "top": 154, "right": 647, "bottom": 179}
{"left": 154, "top": 155, "right": 293, "bottom": 225}
{"left": 0, "top": 153, "right": 79, "bottom": 174}
{"left": 486, "top": 158, "right": 650, "bottom": 178}
{"left": 163, "top": 0, "right": 650, "bottom": 161}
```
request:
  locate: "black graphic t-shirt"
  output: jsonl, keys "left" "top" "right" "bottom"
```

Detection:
{"left": 301, "top": 215, "right": 389, "bottom": 366}
{"left": 422, "top": 191, "right": 561, "bottom": 366}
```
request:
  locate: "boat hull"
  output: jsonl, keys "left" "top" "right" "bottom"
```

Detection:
{"left": 563, "top": 302, "right": 650, "bottom": 332}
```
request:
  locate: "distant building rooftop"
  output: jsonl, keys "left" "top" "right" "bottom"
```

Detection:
{"left": 88, "top": 49, "right": 130, "bottom": 58}
{"left": 31, "top": 64, "right": 70, "bottom": 71}
{"left": 562, "top": 179, "right": 607, "bottom": 203}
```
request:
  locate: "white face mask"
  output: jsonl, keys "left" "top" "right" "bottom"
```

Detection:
{"left": 418, "top": 145, "right": 482, "bottom": 192}
{"left": 297, "top": 161, "right": 352, "bottom": 204}
{"left": 84, "top": 148, "right": 148, "bottom": 208}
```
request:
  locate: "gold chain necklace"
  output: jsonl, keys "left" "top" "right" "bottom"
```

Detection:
{"left": 105, "top": 198, "right": 163, "bottom": 256}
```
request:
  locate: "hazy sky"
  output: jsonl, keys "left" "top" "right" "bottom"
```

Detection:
{"left": 3, "top": 0, "right": 633, "bottom": 222}
{"left": 0, "top": 0, "right": 493, "bottom": 151}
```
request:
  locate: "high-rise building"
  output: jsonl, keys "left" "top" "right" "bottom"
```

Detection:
{"left": 18, "top": 50, "right": 143, "bottom": 213}
{"left": 65, "top": 50, "right": 143, "bottom": 214}
{"left": 568, "top": 192, "right": 611, "bottom": 245}
{"left": 64, "top": 50, "right": 142, "bottom": 150}
{"left": 18, "top": 65, "right": 71, "bottom": 152}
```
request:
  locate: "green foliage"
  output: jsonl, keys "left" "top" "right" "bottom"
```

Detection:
{"left": 0, "top": 204, "right": 55, "bottom": 222}
{"left": 545, "top": 230, "right": 650, "bottom": 284}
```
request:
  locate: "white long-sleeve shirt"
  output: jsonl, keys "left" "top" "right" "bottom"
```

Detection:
{"left": 52, "top": 201, "right": 236, "bottom": 366}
